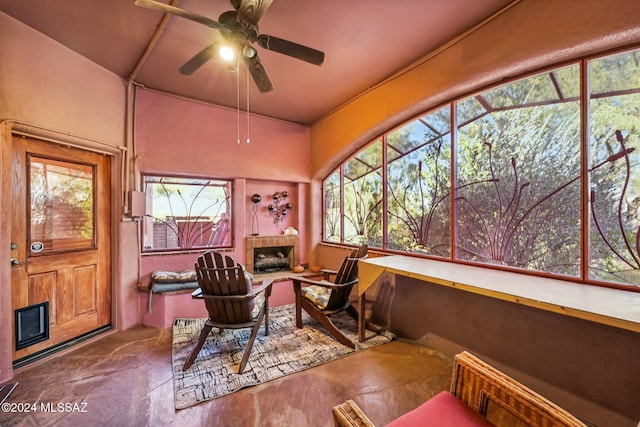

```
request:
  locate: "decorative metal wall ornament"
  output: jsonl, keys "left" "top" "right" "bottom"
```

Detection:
{"left": 251, "top": 193, "right": 261, "bottom": 235}
{"left": 268, "top": 191, "right": 292, "bottom": 226}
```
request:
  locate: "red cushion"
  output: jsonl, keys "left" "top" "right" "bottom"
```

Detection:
{"left": 385, "top": 391, "right": 495, "bottom": 427}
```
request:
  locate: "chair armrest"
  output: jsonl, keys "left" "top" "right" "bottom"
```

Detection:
{"left": 291, "top": 276, "right": 358, "bottom": 290}
{"left": 332, "top": 400, "right": 376, "bottom": 427}
{"left": 290, "top": 276, "right": 327, "bottom": 287}
{"left": 247, "top": 278, "right": 274, "bottom": 297}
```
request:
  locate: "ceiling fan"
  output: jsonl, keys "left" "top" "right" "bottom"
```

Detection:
{"left": 135, "top": 0, "right": 325, "bottom": 92}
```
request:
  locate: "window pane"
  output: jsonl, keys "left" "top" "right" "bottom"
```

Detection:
{"left": 142, "top": 176, "right": 232, "bottom": 252}
{"left": 590, "top": 50, "right": 640, "bottom": 95}
{"left": 323, "top": 170, "right": 342, "bottom": 243}
{"left": 343, "top": 139, "right": 383, "bottom": 247}
{"left": 387, "top": 107, "right": 451, "bottom": 256}
{"left": 456, "top": 65, "right": 581, "bottom": 276}
{"left": 588, "top": 49, "right": 640, "bottom": 287}
{"left": 457, "top": 96, "right": 488, "bottom": 126}
{"left": 30, "top": 157, "right": 94, "bottom": 253}
{"left": 483, "top": 72, "right": 565, "bottom": 108}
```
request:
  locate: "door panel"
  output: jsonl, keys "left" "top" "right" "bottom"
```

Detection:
{"left": 11, "top": 136, "right": 111, "bottom": 362}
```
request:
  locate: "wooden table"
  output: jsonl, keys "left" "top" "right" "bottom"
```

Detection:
{"left": 357, "top": 255, "right": 640, "bottom": 341}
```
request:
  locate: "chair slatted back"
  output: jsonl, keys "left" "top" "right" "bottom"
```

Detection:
{"left": 325, "top": 245, "right": 368, "bottom": 310}
{"left": 195, "top": 251, "right": 252, "bottom": 323}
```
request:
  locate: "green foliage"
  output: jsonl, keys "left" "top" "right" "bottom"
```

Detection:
{"left": 456, "top": 98, "right": 582, "bottom": 275}
{"left": 324, "top": 170, "right": 341, "bottom": 242}
{"left": 343, "top": 140, "right": 383, "bottom": 246}
{"left": 386, "top": 107, "right": 452, "bottom": 256}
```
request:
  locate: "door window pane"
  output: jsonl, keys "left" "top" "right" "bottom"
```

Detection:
{"left": 30, "top": 157, "right": 95, "bottom": 253}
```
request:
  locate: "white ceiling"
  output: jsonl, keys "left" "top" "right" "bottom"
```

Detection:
{"left": 0, "top": 0, "right": 515, "bottom": 124}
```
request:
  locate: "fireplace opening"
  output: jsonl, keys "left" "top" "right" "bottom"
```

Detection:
{"left": 15, "top": 302, "right": 49, "bottom": 350}
{"left": 253, "top": 246, "right": 293, "bottom": 274}
{"left": 246, "top": 235, "right": 299, "bottom": 274}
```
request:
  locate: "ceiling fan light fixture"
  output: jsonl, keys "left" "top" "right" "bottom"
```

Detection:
{"left": 243, "top": 46, "right": 257, "bottom": 59}
{"left": 219, "top": 45, "right": 235, "bottom": 62}
{"left": 135, "top": 0, "right": 323, "bottom": 93}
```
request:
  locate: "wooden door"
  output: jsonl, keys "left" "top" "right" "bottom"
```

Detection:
{"left": 11, "top": 136, "right": 111, "bottom": 362}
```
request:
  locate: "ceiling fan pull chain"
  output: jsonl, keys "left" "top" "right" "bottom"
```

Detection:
{"left": 247, "top": 64, "right": 251, "bottom": 144}
{"left": 237, "top": 58, "right": 241, "bottom": 144}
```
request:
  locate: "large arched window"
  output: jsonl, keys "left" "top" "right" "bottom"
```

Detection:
{"left": 323, "top": 47, "right": 640, "bottom": 290}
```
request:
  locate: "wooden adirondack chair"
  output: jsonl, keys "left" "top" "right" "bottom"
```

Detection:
{"left": 183, "top": 251, "right": 273, "bottom": 373}
{"left": 291, "top": 245, "right": 368, "bottom": 348}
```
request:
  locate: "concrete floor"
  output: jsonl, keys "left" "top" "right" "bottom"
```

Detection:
{"left": 1, "top": 325, "right": 453, "bottom": 427}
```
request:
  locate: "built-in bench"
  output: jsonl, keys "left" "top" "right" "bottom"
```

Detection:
{"left": 142, "top": 269, "right": 200, "bottom": 312}
{"left": 357, "top": 255, "right": 640, "bottom": 340}
{"left": 136, "top": 269, "right": 203, "bottom": 328}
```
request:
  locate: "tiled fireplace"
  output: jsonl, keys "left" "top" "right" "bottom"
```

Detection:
{"left": 246, "top": 235, "right": 300, "bottom": 274}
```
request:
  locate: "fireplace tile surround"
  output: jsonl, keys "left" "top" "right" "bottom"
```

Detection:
{"left": 246, "top": 235, "right": 300, "bottom": 274}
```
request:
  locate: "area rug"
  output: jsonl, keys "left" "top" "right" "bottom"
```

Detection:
{"left": 172, "top": 303, "right": 394, "bottom": 409}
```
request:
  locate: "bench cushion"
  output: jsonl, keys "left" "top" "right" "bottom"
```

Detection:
{"left": 150, "top": 281, "right": 199, "bottom": 293}
{"left": 151, "top": 269, "right": 197, "bottom": 283}
{"left": 385, "top": 391, "right": 495, "bottom": 427}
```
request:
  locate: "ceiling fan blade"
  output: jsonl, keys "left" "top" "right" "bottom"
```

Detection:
{"left": 257, "top": 35, "right": 324, "bottom": 66}
{"left": 179, "top": 43, "right": 219, "bottom": 75}
{"left": 237, "top": 0, "right": 273, "bottom": 26}
{"left": 134, "top": 0, "right": 223, "bottom": 31}
{"left": 243, "top": 53, "right": 273, "bottom": 93}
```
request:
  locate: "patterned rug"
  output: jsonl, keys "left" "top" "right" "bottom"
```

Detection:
{"left": 172, "top": 303, "right": 394, "bottom": 409}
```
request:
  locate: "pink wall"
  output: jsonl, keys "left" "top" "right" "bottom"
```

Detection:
{"left": 135, "top": 89, "right": 310, "bottom": 182}
{"left": 134, "top": 89, "right": 311, "bottom": 282}
{"left": 245, "top": 181, "right": 299, "bottom": 238}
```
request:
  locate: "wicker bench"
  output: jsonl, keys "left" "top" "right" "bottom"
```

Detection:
{"left": 333, "top": 351, "right": 587, "bottom": 427}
